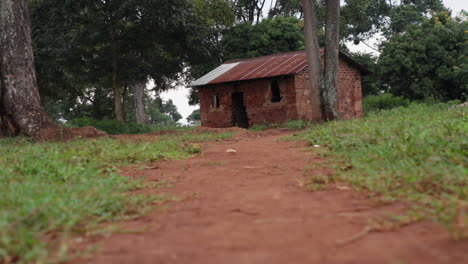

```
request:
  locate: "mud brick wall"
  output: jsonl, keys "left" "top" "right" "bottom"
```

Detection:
{"left": 199, "top": 77, "right": 298, "bottom": 127}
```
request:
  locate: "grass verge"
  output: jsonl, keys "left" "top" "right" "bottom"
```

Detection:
{"left": 288, "top": 103, "right": 467, "bottom": 238}
{"left": 0, "top": 131, "right": 233, "bottom": 263}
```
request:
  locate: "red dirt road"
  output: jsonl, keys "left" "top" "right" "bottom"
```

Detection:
{"left": 77, "top": 130, "right": 468, "bottom": 264}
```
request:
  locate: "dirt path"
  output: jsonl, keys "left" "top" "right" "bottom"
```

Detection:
{"left": 77, "top": 130, "right": 468, "bottom": 264}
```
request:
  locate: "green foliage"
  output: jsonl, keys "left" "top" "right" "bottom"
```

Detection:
{"left": 186, "top": 109, "right": 201, "bottom": 125}
{"left": 67, "top": 118, "right": 153, "bottom": 135}
{"left": 268, "top": 0, "right": 302, "bottom": 18}
{"left": 349, "top": 52, "right": 381, "bottom": 96}
{"left": 249, "top": 123, "right": 269, "bottom": 131}
{"left": 342, "top": 0, "right": 446, "bottom": 41}
{"left": 67, "top": 117, "right": 193, "bottom": 135}
{"left": 285, "top": 120, "right": 311, "bottom": 130}
{"left": 30, "top": 0, "right": 218, "bottom": 121}
{"left": 290, "top": 103, "right": 468, "bottom": 235}
{"left": 363, "top": 94, "right": 410, "bottom": 114}
{"left": 0, "top": 131, "right": 233, "bottom": 263}
{"left": 138, "top": 98, "right": 183, "bottom": 125}
{"left": 221, "top": 17, "right": 305, "bottom": 61}
{"left": 378, "top": 12, "right": 468, "bottom": 101}
{"left": 193, "top": 0, "right": 235, "bottom": 28}
{"left": 231, "top": 0, "right": 265, "bottom": 23}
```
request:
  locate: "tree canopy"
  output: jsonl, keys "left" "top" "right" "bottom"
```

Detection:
{"left": 31, "top": 0, "right": 221, "bottom": 122}
{"left": 378, "top": 11, "right": 467, "bottom": 101}
{"left": 22, "top": 0, "right": 467, "bottom": 128}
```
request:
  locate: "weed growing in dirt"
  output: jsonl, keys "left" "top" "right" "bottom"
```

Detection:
{"left": 249, "top": 120, "right": 312, "bottom": 131}
{"left": 249, "top": 123, "right": 269, "bottom": 131}
{"left": 289, "top": 103, "right": 468, "bottom": 238}
{"left": 0, "top": 132, "right": 233, "bottom": 263}
{"left": 285, "top": 120, "right": 313, "bottom": 130}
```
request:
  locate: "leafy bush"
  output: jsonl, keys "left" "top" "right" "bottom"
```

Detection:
{"left": 290, "top": 103, "right": 468, "bottom": 237}
{"left": 363, "top": 94, "right": 410, "bottom": 114}
{"left": 68, "top": 118, "right": 153, "bottom": 135}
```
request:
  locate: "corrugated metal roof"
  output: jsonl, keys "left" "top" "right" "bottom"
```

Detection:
{"left": 190, "top": 50, "right": 368, "bottom": 87}
{"left": 190, "top": 51, "right": 308, "bottom": 87}
{"left": 190, "top": 62, "right": 240, "bottom": 87}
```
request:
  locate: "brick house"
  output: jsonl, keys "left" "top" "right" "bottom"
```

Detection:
{"left": 190, "top": 50, "right": 368, "bottom": 128}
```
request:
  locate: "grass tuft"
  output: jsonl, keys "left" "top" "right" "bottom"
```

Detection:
{"left": 0, "top": 131, "right": 233, "bottom": 263}
{"left": 289, "top": 103, "right": 467, "bottom": 237}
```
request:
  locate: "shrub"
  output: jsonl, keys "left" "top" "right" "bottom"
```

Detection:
{"left": 67, "top": 118, "right": 153, "bottom": 135}
{"left": 363, "top": 94, "right": 410, "bottom": 114}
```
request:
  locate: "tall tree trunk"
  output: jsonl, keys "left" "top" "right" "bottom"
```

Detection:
{"left": 110, "top": 43, "right": 125, "bottom": 123}
{"left": 109, "top": 19, "right": 125, "bottom": 124}
{"left": 302, "top": 0, "right": 323, "bottom": 121}
{"left": 324, "top": 0, "right": 341, "bottom": 120}
{"left": 132, "top": 82, "right": 149, "bottom": 124}
{"left": 0, "top": 0, "right": 58, "bottom": 139}
{"left": 113, "top": 84, "right": 125, "bottom": 123}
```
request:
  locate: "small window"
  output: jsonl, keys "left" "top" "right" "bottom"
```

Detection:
{"left": 271, "top": 80, "right": 281, "bottom": 102}
{"left": 213, "top": 95, "right": 220, "bottom": 108}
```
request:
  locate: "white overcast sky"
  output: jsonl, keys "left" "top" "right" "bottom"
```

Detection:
{"left": 160, "top": 0, "right": 467, "bottom": 124}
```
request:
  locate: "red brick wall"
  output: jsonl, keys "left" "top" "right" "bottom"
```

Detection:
{"left": 294, "top": 70, "right": 323, "bottom": 122}
{"left": 199, "top": 77, "right": 298, "bottom": 127}
{"left": 336, "top": 59, "right": 363, "bottom": 119}
{"left": 199, "top": 84, "right": 233, "bottom": 128}
{"left": 198, "top": 57, "right": 363, "bottom": 127}
{"left": 294, "top": 57, "right": 363, "bottom": 121}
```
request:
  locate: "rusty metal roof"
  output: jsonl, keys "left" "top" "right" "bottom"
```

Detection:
{"left": 190, "top": 50, "right": 368, "bottom": 87}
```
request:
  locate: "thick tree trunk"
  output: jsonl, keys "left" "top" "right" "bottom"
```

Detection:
{"left": 132, "top": 82, "right": 149, "bottom": 124}
{"left": 302, "top": 0, "right": 323, "bottom": 121}
{"left": 0, "top": 0, "right": 58, "bottom": 139}
{"left": 324, "top": 0, "right": 341, "bottom": 120}
{"left": 113, "top": 84, "right": 125, "bottom": 123}
{"left": 109, "top": 21, "right": 125, "bottom": 124}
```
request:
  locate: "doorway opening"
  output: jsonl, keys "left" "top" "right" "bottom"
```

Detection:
{"left": 231, "top": 92, "right": 249, "bottom": 128}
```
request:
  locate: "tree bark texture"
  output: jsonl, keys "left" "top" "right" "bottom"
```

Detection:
{"left": 302, "top": 0, "right": 323, "bottom": 121}
{"left": 132, "top": 82, "right": 149, "bottom": 124}
{"left": 109, "top": 21, "right": 126, "bottom": 124}
{"left": 0, "top": 0, "right": 58, "bottom": 139}
{"left": 113, "top": 84, "right": 125, "bottom": 123}
{"left": 324, "top": 0, "right": 341, "bottom": 120}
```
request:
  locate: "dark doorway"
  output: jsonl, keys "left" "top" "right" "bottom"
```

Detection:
{"left": 231, "top": 92, "right": 249, "bottom": 128}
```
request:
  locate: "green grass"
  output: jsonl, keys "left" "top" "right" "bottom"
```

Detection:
{"left": 249, "top": 123, "right": 269, "bottom": 131}
{"left": 67, "top": 117, "right": 193, "bottom": 135}
{"left": 0, "top": 131, "right": 233, "bottom": 263}
{"left": 289, "top": 103, "right": 467, "bottom": 237}
{"left": 248, "top": 120, "right": 312, "bottom": 131}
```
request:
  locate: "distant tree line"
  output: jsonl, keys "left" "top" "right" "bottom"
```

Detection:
{"left": 31, "top": 0, "right": 467, "bottom": 122}
{"left": 1, "top": 0, "right": 465, "bottom": 139}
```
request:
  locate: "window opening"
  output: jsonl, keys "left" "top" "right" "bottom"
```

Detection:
{"left": 213, "top": 95, "right": 220, "bottom": 108}
{"left": 271, "top": 80, "right": 281, "bottom": 102}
